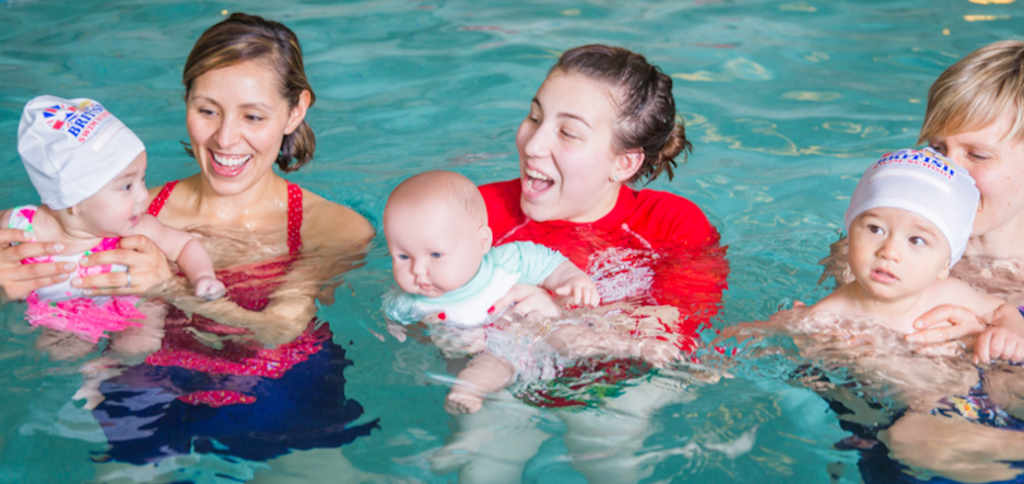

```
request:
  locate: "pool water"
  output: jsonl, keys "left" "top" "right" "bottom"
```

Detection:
{"left": 1, "top": 0, "right": 1022, "bottom": 482}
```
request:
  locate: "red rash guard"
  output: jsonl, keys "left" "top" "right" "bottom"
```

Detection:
{"left": 479, "top": 179, "right": 729, "bottom": 350}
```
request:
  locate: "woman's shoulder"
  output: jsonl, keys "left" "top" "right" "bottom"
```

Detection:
{"left": 628, "top": 187, "right": 718, "bottom": 245}
{"left": 300, "top": 188, "right": 375, "bottom": 248}
{"left": 478, "top": 179, "right": 525, "bottom": 238}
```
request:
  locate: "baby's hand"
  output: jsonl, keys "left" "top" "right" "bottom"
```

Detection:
{"left": 554, "top": 274, "right": 601, "bottom": 307}
{"left": 194, "top": 275, "right": 226, "bottom": 301}
{"left": 444, "top": 387, "right": 484, "bottom": 415}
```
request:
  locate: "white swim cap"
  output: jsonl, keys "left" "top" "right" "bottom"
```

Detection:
{"left": 18, "top": 95, "right": 145, "bottom": 210}
{"left": 845, "top": 147, "right": 978, "bottom": 267}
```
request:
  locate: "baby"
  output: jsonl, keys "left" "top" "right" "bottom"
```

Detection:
{"left": 812, "top": 148, "right": 1024, "bottom": 338}
{"left": 3, "top": 95, "right": 225, "bottom": 350}
{"left": 383, "top": 171, "right": 676, "bottom": 414}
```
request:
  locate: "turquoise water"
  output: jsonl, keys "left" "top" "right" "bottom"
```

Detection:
{"left": 1, "top": 0, "right": 1023, "bottom": 482}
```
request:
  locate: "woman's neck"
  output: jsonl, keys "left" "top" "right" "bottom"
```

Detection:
{"left": 966, "top": 214, "right": 1024, "bottom": 259}
{"left": 184, "top": 172, "right": 290, "bottom": 230}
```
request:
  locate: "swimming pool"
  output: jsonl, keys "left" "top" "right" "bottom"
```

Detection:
{"left": 1, "top": 0, "right": 1022, "bottom": 482}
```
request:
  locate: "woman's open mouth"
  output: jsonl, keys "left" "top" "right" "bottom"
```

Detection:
{"left": 522, "top": 168, "right": 555, "bottom": 197}
{"left": 210, "top": 151, "right": 252, "bottom": 177}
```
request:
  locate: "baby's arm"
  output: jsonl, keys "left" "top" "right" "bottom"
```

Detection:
{"left": 541, "top": 261, "right": 600, "bottom": 307}
{"left": 133, "top": 215, "right": 224, "bottom": 300}
{"left": 544, "top": 324, "right": 679, "bottom": 368}
{"left": 444, "top": 352, "right": 516, "bottom": 414}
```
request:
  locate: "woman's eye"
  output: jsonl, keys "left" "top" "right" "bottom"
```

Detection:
{"left": 396, "top": 254, "right": 409, "bottom": 261}
{"left": 527, "top": 115, "right": 540, "bottom": 124}
{"left": 430, "top": 252, "right": 442, "bottom": 259}
{"left": 199, "top": 108, "right": 217, "bottom": 116}
{"left": 867, "top": 224, "right": 884, "bottom": 235}
{"left": 246, "top": 114, "right": 263, "bottom": 122}
{"left": 560, "top": 129, "right": 577, "bottom": 140}
{"left": 909, "top": 236, "right": 927, "bottom": 246}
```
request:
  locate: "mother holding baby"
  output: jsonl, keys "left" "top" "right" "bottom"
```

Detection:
{"left": 0, "top": 13, "right": 377, "bottom": 474}
{"left": 435, "top": 45, "right": 729, "bottom": 483}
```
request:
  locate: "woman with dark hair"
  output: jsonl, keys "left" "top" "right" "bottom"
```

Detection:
{"left": 436, "top": 45, "right": 728, "bottom": 484}
{"left": 30, "top": 13, "right": 379, "bottom": 475}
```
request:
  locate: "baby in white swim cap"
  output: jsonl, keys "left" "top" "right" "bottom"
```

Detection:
{"left": 812, "top": 148, "right": 1024, "bottom": 337}
{"left": 3, "top": 95, "right": 225, "bottom": 347}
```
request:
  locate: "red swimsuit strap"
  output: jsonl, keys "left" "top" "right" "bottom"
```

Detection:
{"left": 146, "top": 180, "right": 179, "bottom": 216}
{"left": 146, "top": 180, "right": 303, "bottom": 255}
{"left": 286, "top": 182, "right": 303, "bottom": 256}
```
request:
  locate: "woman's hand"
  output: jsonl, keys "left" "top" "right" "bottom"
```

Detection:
{"left": 0, "top": 228, "right": 76, "bottom": 302}
{"left": 491, "top": 283, "right": 560, "bottom": 319}
{"left": 73, "top": 235, "right": 173, "bottom": 296}
{"left": 907, "top": 303, "right": 1024, "bottom": 363}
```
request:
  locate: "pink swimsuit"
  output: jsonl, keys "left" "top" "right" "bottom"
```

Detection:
{"left": 10, "top": 205, "right": 145, "bottom": 343}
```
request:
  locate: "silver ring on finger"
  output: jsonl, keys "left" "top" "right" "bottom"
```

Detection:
{"left": 125, "top": 272, "right": 132, "bottom": 289}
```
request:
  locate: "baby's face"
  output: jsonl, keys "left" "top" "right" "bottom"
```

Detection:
{"left": 848, "top": 207, "right": 951, "bottom": 302}
{"left": 77, "top": 152, "right": 149, "bottom": 238}
{"left": 384, "top": 201, "right": 488, "bottom": 298}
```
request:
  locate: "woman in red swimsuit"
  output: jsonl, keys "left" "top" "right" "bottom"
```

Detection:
{"left": 437, "top": 45, "right": 728, "bottom": 484}
{"left": 29, "top": 13, "right": 377, "bottom": 477}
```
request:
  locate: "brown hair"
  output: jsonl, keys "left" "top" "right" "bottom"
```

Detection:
{"left": 553, "top": 44, "right": 692, "bottom": 184}
{"left": 182, "top": 12, "right": 316, "bottom": 173}
{"left": 919, "top": 40, "right": 1024, "bottom": 145}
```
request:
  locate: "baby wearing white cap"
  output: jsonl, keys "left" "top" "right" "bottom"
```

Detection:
{"left": 812, "top": 148, "right": 1024, "bottom": 338}
{"left": 2, "top": 95, "right": 225, "bottom": 349}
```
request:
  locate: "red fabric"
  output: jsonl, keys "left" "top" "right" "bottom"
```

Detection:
{"left": 142, "top": 180, "right": 326, "bottom": 393}
{"left": 146, "top": 180, "right": 178, "bottom": 217}
{"left": 479, "top": 179, "right": 728, "bottom": 349}
{"left": 177, "top": 390, "right": 258, "bottom": 408}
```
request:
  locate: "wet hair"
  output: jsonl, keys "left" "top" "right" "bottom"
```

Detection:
{"left": 182, "top": 12, "right": 316, "bottom": 173}
{"left": 553, "top": 44, "right": 692, "bottom": 184}
{"left": 384, "top": 171, "right": 487, "bottom": 231}
{"left": 919, "top": 40, "right": 1024, "bottom": 145}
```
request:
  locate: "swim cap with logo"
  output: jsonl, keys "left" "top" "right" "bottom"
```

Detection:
{"left": 845, "top": 147, "right": 979, "bottom": 266}
{"left": 17, "top": 95, "right": 145, "bottom": 210}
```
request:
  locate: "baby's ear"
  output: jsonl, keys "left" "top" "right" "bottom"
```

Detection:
{"left": 478, "top": 225, "right": 493, "bottom": 254}
{"left": 938, "top": 262, "right": 950, "bottom": 280}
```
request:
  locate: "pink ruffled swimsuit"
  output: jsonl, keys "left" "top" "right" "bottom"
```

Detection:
{"left": 142, "top": 181, "right": 328, "bottom": 408}
{"left": 10, "top": 205, "right": 145, "bottom": 343}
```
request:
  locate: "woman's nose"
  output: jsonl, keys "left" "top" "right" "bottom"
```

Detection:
{"left": 522, "top": 124, "right": 552, "bottom": 159}
{"left": 214, "top": 116, "right": 240, "bottom": 148}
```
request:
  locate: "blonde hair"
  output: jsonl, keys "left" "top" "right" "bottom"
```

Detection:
{"left": 919, "top": 40, "right": 1024, "bottom": 145}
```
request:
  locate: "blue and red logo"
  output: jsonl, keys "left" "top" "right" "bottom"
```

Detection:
{"left": 42, "top": 104, "right": 78, "bottom": 131}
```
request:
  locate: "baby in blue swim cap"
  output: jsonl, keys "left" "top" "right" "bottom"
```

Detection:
{"left": 812, "top": 148, "right": 1024, "bottom": 347}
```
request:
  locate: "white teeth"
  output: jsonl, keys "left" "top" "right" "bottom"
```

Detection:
{"left": 525, "top": 169, "right": 552, "bottom": 181}
{"left": 212, "top": 153, "right": 251, "bottom": 167}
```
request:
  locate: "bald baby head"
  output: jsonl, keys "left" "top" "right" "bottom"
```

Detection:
{"left": 385, "top": 170, "right": 488, "bottom": 231}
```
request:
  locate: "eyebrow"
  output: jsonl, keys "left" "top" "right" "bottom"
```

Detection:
{"left": 531, "top": 98, "right": 592, "bottom": 129}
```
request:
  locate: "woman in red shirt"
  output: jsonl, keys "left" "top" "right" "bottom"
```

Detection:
{"left": 438, "top": 45, "right": 728, "bottom": 484}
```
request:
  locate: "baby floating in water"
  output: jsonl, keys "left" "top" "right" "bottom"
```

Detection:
{"left": 383, "top": 171, "right": 677, "bottom": 413}
{"left": 3, "top": 95, "right": 225, "bottom": 356}
{"left": 812, "top": 148, "right": 1024, "bottom": 347}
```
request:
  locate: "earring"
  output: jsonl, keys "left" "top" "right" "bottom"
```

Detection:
{"left": 611, "top": 174, "right": 620, "bottom": 182}
{"left": 68, "top": 206, "right": 81, "bottom": 215}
